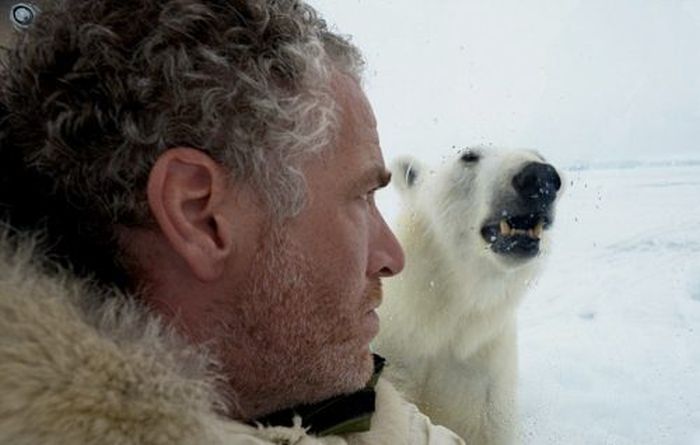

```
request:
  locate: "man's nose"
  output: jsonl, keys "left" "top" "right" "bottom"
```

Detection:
{"left": 370, "top": 216, "right": 405, "bottom": 278}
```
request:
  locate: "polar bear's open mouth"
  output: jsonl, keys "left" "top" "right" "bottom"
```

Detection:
{"left": 480, "top": 213, "right": 552, "bottom": 258}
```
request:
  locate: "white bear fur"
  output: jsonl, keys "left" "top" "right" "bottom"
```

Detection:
{"left": 375, "top": 147, "right": 563, "bottom": 445}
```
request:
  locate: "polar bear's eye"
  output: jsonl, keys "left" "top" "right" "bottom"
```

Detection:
{"left": 460, "top": 151, "right": 480, "bottom": 163}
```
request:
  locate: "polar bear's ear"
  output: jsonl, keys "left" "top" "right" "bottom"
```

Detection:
{"left": 391, "top": 156, "right": 423, "bottom": 194}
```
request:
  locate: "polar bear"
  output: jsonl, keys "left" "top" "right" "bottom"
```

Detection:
{"left": 374, "top": 146, "right": 563, "bottom": 445}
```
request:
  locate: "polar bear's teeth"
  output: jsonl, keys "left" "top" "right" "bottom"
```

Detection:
{"left": 500, "top": 220, "right": 510, "bottom": 235}
{"left": 534, "top": 222, "right": 544, "bottom": 238}
{"left": 499, "top": 219, "right": 545, "bottom": 239}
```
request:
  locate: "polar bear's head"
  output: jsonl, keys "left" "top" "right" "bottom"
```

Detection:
{"left": 393, "top": 146, "right": 563, "bottom": 270}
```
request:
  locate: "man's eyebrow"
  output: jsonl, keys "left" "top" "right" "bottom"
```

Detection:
{"left": 377, "top": 168, "right": 392, "bottom": 188}
{"left": 354, "top": 165, "right": 392, "bottom": 190}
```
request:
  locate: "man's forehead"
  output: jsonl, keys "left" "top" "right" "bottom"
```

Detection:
{"left": 332, "top": 71, "right": 378, "bottom": 132}
{"left": 318, "top": 70, "right": 383, "bottom": 171}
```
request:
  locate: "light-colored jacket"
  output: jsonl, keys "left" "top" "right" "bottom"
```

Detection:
{"left": 0, "top": 236, "right": 463, "bottom": 445}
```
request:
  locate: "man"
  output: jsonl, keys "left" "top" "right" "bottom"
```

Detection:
{"left": 0, "top": 1, "right": 464, "bottom": 443}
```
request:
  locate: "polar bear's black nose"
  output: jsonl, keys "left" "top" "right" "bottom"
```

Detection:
{"left": 512, "top": 162, "right": 561, "bottom": 205}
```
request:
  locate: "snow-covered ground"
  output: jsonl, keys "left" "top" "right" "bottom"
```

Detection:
{"left": 517, "top": 163, "right": 700, "bottom": 444}
{"left": 377, "top": 161, "right": 700, "bottom": 444}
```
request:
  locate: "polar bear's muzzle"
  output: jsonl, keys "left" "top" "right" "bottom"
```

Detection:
{"left": 480, "top": 214, "right": 551, "bottom": 258}
{"left": 479, "top": 161, "right": 561, "bottom": 259}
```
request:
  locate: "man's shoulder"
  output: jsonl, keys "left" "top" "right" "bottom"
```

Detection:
{"left": 240, "top": 378, "right": 464, "bottom": 445}
{"left": 343, "top": 378, "right": 465, "bottom": 445}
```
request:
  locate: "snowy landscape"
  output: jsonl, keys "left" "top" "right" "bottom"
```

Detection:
{"left": 378, "top": 160, "right": 700, "bottom": 444}
{"left": 517, "top": 162, "right": 700, "bottom": 445}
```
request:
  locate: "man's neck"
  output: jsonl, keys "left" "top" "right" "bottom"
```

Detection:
{"left": 250, "top": 355, "right": 386, "bottom": 435}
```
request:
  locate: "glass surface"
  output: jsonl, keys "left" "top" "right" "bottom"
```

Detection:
{"left": 310, "top": 1, "right": 700, "bottom": 443}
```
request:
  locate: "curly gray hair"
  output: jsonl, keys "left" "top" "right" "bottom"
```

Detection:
{"left": 0, "top": 0, "right": 363, "bottom": 288}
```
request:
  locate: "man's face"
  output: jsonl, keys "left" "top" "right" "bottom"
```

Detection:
{"left": 207, "top": 73, "right": 405, "bottom": 416}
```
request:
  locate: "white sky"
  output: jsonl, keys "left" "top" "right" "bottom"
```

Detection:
{"left": 308, "top": 0, "right": 700, "bottom": 167}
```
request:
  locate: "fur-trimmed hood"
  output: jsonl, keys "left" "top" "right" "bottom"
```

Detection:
{"left": 0, "top": 234, "right": 463, "bottom": 445}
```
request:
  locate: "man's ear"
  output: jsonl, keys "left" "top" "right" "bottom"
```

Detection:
{"left": 147, "top": 147, "right": 234, "bottom": 282}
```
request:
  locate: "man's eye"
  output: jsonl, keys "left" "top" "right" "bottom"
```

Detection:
{"left": 362, "top": 188, "right": 378, "bottom": 203}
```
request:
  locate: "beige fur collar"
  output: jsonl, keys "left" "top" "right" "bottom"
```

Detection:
{"left": 0, "top": 235, "right": 415, "bottom": 445}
